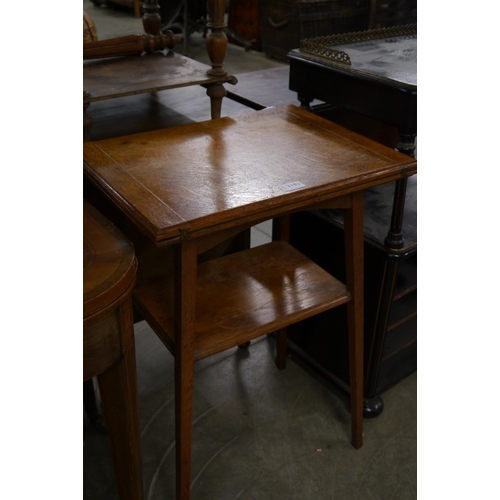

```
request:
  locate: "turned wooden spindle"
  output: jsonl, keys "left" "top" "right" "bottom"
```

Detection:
{"left": 83, "top": 31, "right": 179, "bottom": 59}
{"left": 142, "top": 0, "right": 162, "bottom": 36}
{"left": 206, "top": 0, "right": 228, "bottom": 76}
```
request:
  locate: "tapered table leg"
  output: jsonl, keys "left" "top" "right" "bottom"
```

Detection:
{"left": 174, "top": 239, "right": 198, "bottom": 500}
{"left": 343, "top": 191, "right": 364, "bottom": 449}
{"left": 97, "top": 299, "right": 144, "bottom": 500}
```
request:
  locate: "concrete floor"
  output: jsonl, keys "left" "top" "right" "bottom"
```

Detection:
{"left": 83, "top": 2, "right": 417, "bottom": 498}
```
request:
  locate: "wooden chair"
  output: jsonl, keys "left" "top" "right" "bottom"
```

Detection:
{"left": 83, "top": 200, "right": 142, "bottom": 500}
{"left": 83, "top": 0, "right": 237, "bottom": 141}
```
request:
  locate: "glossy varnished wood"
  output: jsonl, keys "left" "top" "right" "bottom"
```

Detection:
{"left": 134, "top": 241, "right": 350, "bottom": 361}
{"left": 83, "top": 105, "right": 416, "bottom": 500}
{"left": 83, "top": 200, "right": 143, "bottom": 500}
{"left": 83, "top": 105, "right": 416, "bottom": 245}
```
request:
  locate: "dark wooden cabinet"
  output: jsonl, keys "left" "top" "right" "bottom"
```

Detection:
{"left": 369, "top": 0, "right": 417, "bottom": 29}
{"left": 289, "top": 175, "right": 417, "bottom": 416}
{"left": 259, "top": 0, "right": 370, "bottom": 60}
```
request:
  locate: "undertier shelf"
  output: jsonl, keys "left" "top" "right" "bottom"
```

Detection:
{"left": 133, "top": 241, "right": 351, "bottom": 361}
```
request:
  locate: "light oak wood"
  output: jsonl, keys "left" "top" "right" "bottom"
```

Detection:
{"left": 83, "top": 104, "right": 416, "bottom": 500}
{"left": 134, "top": 241, "right": 351, "bottom": 361}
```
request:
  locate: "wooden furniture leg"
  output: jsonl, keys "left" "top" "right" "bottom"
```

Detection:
{"left": 206, "top": 83, "right": 227, "bottom": 119}
{"left": 84, "top": 199, "right": 142, "bottom": 499}
{"left": 174, "top": 239, "right": 198, "bottom": 500}
{"left": 384, "top": 132, "right": 416, "bottom": 248}
{"left": 134, "top": 0, "right": 141, "bottom": 19}
{"left": 96, "top": 299, "right": 143, "bottom": 500}
{"left": 206, "top": 0, "right": 228, "bottom": 77}
{"left": 142, "top": 0, "right": 161, "bottom": 35}
{"left": 343, "top": 191, "right": 364, "bottom": 449}
{"left": 272, "top": 215, "right": 291, "bottom": 370}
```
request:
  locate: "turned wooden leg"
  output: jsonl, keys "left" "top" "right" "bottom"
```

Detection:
{"left": 174, "top": 239, "right": 198, "bottom": 500}
{"left": 97, "top": 299, "right": 144, "bottom": 500}
{"left": 343, "top": 191, "right": 364, "bottom": 449}
{"left": 142, "top": 0, "right": 161, "bottom": 35}
{"left": 384, "top": 176, "right": 408, "bottom": 249}
{"left": 206, "top": 0, "right": 228, "bottom": 77}
{"left": 206, "top": 83, "right": 227, "bottom": 119}
{"left": 272, "top": 215, "right": 290, "bottom": 370}
{"left": 133, "top": 0, "right": 141, "bottom": 18}
{"left": 384, "top": 132, "right": 416, "bottom": 249}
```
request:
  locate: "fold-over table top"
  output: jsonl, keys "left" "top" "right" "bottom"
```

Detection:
{"left": 83, "top": 105, "right": 416, "bottom": 244}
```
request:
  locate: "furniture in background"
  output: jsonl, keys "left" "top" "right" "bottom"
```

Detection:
{"left": 287, "top": 25, "right": 417, "bottom": 415}
{"left": 83, "top": 200, "right": 142, "bottom": 500}
{"left": 83, "top": 0, "right": 237, "bottom": 141}
{"left": 84, "top": 104, "right": 416, "bottom": 500}
{"left": 368, "top": 0, "right": 417, "bottom": 29}
{"left": 227, "top": 0, "right": 262, "bottom": 51}
{"left": 91, "top": 0, "right": 142, "bottom": 18}
{"left": 259, "top": 0, "right": 370, "bottom": 61}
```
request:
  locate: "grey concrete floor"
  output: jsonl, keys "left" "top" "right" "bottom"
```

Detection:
{"left": 83, "top": 2, "right": 417, "bottom": 498}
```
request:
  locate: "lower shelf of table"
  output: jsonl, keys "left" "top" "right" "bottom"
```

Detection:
{"left": 133, "top": 241, "right": 351, "bottom": 361}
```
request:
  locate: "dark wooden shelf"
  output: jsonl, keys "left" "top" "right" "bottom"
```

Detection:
{"left": 133, "top": 241, "right": 351, "bottom": 361}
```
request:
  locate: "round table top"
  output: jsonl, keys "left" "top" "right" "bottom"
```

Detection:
{"left": 83, "top": 199, "right": 136, "bottom": 319}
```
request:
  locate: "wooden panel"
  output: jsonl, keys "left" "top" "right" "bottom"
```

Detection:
{"left": 133, "top": 241, "right": 351, "bottom": 360}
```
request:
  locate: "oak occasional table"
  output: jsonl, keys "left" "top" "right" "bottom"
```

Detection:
{"left": 83, "top": 200, "right": 142, "bottom": 500}
{"left": 83, "top": 105, "right": 416, "bottom": 500}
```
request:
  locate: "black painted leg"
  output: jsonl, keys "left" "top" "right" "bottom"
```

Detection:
{"left": 384, "top": 133, "right": 416, "bottom": 249}
{"left": 384, "top": 177, "right": 408, "bottom": 249}
{"left": 363, "top": 396, "right": 384, "bottom": 418}
{"left": 297, "top": 93, "right": 313, "bottom": 110}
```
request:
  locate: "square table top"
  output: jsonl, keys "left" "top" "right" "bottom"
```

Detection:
{"left": 83, "top": 105, "right": 416, "bottom": 245}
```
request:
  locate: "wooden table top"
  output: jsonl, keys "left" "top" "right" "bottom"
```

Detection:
{"left": 83, "top": 199, "right": 137, "bottom": 318}
{"left": 83, "top": 50, "right": 237, "bottom": 103}
{"left": 83, "top": 105, "right": 416, "bottom": 245}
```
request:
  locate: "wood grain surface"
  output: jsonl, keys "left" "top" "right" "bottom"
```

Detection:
{"left": 83, "top": 105, "right": 416, "bottom": 244}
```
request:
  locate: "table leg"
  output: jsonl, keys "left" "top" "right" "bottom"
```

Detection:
{"left": 206, "top": 0, "right": 228, "bottom": 77}
{"left": 97, "top": 299, "right": 144, "bottom": 500}
{"left": 142, "top": 0, "right": 161, "bottom": 35}
{"left": 206, "top": 83, "right": 227, "bottom": 119}
{"left": 174, "top": 239, "right": 198, "bottom": 500}
{"left": 384, "top": 133, "right": 416, "bottom": 248}
{"left": 272, "top": 215, "right": 290, "bottom": 370}
{"left": 343, "top": 191, "right": 364, "bottom": 449}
